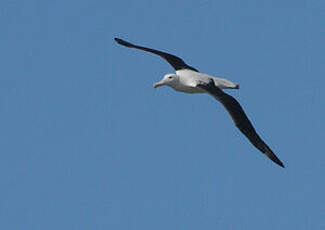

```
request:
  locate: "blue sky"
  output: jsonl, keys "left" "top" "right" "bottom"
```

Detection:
{"left": 0, "top": 0, "right": 324, "bottom": 229}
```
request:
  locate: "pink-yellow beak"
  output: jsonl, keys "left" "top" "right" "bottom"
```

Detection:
{"left": 153, "top": 81, "right": 165, "bottom": 88}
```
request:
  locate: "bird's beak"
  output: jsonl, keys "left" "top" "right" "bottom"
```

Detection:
{"left": 153, "top": 81, "right": 165, "bottom": 88}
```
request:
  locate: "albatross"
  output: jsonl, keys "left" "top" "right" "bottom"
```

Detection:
{"left": 114, "top": 37, "right": 285, "bottom": 168}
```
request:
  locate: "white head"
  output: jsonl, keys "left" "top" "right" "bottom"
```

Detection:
{"left": 153, "top": 73, "right": 179, "bottom": 89}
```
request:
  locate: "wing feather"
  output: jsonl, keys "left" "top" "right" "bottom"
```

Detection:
{"left": 197, "top": 80, "right": 285, "bottom": 168}
{"left": 114, "top": 38, "right": 198, "bottom": 72}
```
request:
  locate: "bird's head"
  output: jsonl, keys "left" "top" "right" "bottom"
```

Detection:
{"left": 153, "top": 73, "right": 179, "bottom": 89}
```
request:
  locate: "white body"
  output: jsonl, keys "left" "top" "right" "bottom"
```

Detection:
{"left": 169, "top": 69, "right": 239, "bottom": 93}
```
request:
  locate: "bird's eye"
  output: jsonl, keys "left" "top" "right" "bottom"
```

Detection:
{"left": 168, "top": 76, "right": 173, "bottom": 79}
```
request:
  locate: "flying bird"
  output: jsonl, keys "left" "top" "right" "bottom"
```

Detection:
{"left": 114, "top": 37, "right": 285, "bottom": 168}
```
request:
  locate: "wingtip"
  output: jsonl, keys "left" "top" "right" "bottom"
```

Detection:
{"left": 266, "top": 150, "right": 285, "bottom": 168}
{"left": 114, "top": 37, "right": 121, "bottom": 42}
{"left": 114, "top": 37, "right": 133, "bottom": 47}
{"left": 269, "top": 157, "right": 285, "bottom": 168}
{"left": 272, "top": 156, "right": 285, "bottom": 168}
{"left": 114, "top": 37, "right": 123, "bottom": 44}
{"left": 278, "top": 162, "right": 285, "bottom": 168}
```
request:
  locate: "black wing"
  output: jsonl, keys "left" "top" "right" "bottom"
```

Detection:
{"left": 114, "top": 38, "right": 198, "bottom": 72}
{"left": 197, "top": 80, "right": 285, "bottom": 168}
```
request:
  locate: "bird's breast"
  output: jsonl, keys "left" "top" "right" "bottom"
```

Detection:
{"left": 171, "top": 84, "right": 204, "bottom": 94}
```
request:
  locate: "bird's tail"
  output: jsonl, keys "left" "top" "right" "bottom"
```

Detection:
{"left": 213, "top": 77, "right": 239, "bottom": 89}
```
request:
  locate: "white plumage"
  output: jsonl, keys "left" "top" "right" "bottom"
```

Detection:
{"left": 154, "top": 69, "right": 239, "bottom": 93}
{"left": 115, "top": 37, "right": 285, "bottom": 168}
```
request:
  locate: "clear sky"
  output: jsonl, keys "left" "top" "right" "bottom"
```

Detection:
{"left": 0, "top": 0, "right": 324, "bottom": 229}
